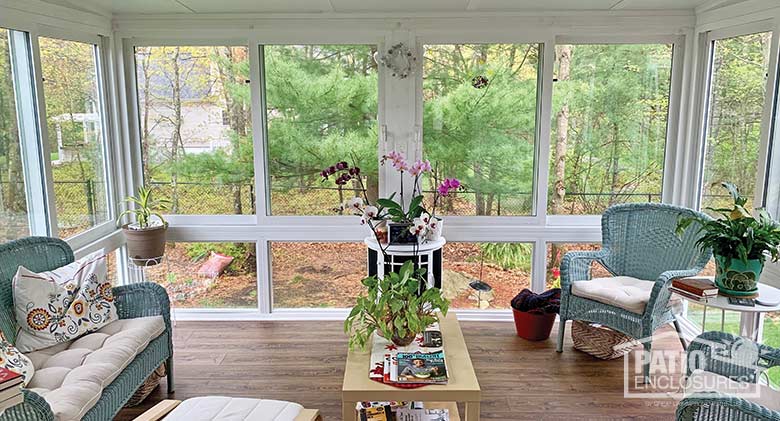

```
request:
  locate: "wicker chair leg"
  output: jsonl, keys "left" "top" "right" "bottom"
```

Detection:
{"left": 672, "top": 319, "right": 687, "bottom": 350}
{"left": 556, "top": 318, "right": 566, "bottom": 353}
{"left": 166, "top": 357, "right": 175, "bottom": 394}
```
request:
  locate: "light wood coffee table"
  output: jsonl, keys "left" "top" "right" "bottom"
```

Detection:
{"left": 342, "top": 313, "right": 481, "bottom": 421}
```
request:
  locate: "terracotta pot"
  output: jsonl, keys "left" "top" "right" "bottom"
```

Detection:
{"left": 123, "top": 224, "right": 167, "bottom": 266}
{"left": 391, "top": 330, "right": 417, "bottom": 347}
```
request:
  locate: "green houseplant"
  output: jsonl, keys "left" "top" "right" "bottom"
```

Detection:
{"left": 118, "top": 186, "right": 171, "bottom": 266}
{"left": 677, "top": 182, "right": 780, "bottom": 296}
{"left": 345, "top": 260, "right": 450, "bottom": 349}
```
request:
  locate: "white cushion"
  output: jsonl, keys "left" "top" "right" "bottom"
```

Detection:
{"left": 26, "top": 316, "right": 165, "bottom": 421}
{"left": 571, "top": 276, "right": 681, "bottom": 314}
{"left": 685, "top": 369, "right": 780, "bottom": 412}
{"left": 165, "top": 396, "right": 303, "bottom": 421}
{"left": 13, "top": 250, "right": 117, "bottom": 352}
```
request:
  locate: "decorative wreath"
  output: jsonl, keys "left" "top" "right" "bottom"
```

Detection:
{"left": 378, "top": 43, "right": 417, "bottom": 79}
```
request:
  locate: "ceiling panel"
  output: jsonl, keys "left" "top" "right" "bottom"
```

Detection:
{"left": 612, "top": 0, "right": 711, "bottom": 9}
{"left": 330, "top": 0, "right": 469, "bottom": 12}
{"left": 178, "top": 0, "right": 334, "bottom": 13}
{"left": 43, "top": 0, "right": 192, "bottom": 14}
{"left": 473, "top": 0, "right": 620, "bottom": 11}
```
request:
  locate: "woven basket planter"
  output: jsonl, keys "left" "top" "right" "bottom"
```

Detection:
{"left": 572, "top": 320, "right": 638, "bottom": 360}
{"left": 125, "top": 364, "right": 166, "bottom": 407}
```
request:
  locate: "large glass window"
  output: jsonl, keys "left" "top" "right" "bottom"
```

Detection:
{"left": 264, "top": 45, "right": 378, "bottom": 216}
{"left": 548, "top": 44, "right": 673, "bottom": 215}
{"left": 134, "top": 46, "right": 254, "bottom": 215}
{"left": 271, "top": 242, "right": 366, "bottom": 308}
{"left": 40, "top": 36, "right": 109, "bottom": 238}
{"left": 143, "top": 242, "right": 257, "bottom": 308}
{"left": 0, "top": 28, "right": 30, "bottom": 242}
{"left": 700, "top": 32, "right": 773, "bottom": 212}
{"left": 545, "top": 243, "right": 609, "bottom": 289}
{"left": 423, "top": 44, "right": 540, "bottom": 216}
{"left": 443, "top": 242, "right": 533, "bottom": 309}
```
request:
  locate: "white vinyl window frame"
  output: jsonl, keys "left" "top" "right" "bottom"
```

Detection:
{"left": 546, "top": 35, "right": 687, "bottom": 227}
{"left": 112, "top": 24, "right": 690, "bottom": 319}
{"left": 33, "top": 27, "right": 119, "bottom": 250}
{"left": 691, "top": 20, "right": 780, "bottom": 212}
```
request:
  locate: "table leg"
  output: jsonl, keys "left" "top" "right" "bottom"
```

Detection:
{"left": 342, "top": 401, "right": 356, "bottom": 421}
{"left": 739, "top": 312, "right": 765, "bottom": 341}
{"left": 465, "top": 401, "right": 480, "bottom": 421}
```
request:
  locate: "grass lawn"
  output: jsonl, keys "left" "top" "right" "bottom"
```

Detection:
{"left": 687, "top": 304, "right": 780, "bottom": 388}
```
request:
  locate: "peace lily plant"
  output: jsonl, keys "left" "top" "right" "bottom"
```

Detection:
{"left": 320, "top": 151, "right": 458, "bottom": 349}
{"left": 677, "top": 182, "right": 780, "bottom": 296}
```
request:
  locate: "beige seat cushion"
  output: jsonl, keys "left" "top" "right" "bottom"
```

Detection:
{"left": 685, "top": 369, "right": 780, "bottom": 411}
{"left": 165, "top": 396, "right": 303, "bottom": 421}
{"left": 571, "top": 276, "right": 681, "bottom": 314}
{"left": 25, "top": 316, "right": 165, "bottom": 421}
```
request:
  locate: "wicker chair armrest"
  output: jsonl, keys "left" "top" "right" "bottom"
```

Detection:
{"left": 645, "top": 269, "right": 703, "bottom": 319}
{"left": 0, "top": 389, "right": 55, "bottom": 420}
{"left": 113, "top": 282, "right": 172, "bottom": 332}
{"left": 560, "top": 250, "right": 609, "bottom": 289}
{"left": 686, "top": 331, "right": 780, "bottom": 381}
{"left": 676, "top": 393, "right": 780, "bottom": 421}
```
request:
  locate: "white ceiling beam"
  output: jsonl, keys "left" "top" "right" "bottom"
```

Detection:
{"left": 173, "top": 0, "right": 199, "bottom": 13}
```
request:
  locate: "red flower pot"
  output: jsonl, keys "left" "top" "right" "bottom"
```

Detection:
{"left": 512, "top": 308, "right": 557, "bottom": 341}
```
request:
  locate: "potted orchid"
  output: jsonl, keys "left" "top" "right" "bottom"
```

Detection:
{"left": 322, "top": 152, "right": 458, "bottom": 349}
{"left": 321, "top": 151, "right": 461, "bottom": 245}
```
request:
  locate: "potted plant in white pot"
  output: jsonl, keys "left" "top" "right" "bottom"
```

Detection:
{"left": 677, "top": 182, "right": 780, "bottom": 296}
{"left": 118, "top": 186, "right": 170, "bottom": 266}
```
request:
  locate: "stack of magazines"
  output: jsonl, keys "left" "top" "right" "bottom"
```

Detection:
{"left": 381, "top": 351, "right": 448, "bottom": 386}
{"left": 357, "top": 402, "right": 449, "bottom": 421}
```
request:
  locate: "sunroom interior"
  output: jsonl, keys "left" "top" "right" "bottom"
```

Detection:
{"left": 1, "top": 0, "right": 780, "bottom": 420}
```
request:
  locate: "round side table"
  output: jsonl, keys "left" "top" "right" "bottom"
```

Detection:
{"left": 672, "top": 280, "right": 780, "bottom": 341}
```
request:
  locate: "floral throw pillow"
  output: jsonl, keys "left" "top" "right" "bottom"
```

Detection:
{"left": 0, "top": 335, "right": 33, "bottom": 386}
{"left": 13, "top": 250, "right": 117, "bottom": 353}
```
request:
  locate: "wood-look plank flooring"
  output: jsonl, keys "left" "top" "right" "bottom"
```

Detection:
{"left": 115, "top": 320, "right": 684, "bottom": 420}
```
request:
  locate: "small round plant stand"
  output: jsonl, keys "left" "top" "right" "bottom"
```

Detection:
{"left": 364, "top": 236, "right": 445, "bottom": 288}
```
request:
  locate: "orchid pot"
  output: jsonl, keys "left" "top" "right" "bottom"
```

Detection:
{"left": 388, "top": 222, "right": 419, "bottom": 245}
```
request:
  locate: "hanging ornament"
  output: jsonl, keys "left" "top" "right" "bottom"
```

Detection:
{"left": 376, "top": 43, "right": 417, "bottom": 79}
{"left": 471, "top": 75, "right": 489, "bottom": 89}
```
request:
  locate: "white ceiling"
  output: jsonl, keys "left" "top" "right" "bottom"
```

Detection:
{"left": 41, "top": 0, "right": 739, "bottom": 15}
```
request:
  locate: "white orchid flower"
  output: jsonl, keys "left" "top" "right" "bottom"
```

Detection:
{"left": 363, "top": 206, "right": 379, "bottom": 219}
{"left": 420, "top": 212, "right": 431, "bottom": 224}
{"left": 347, "top": 197, "right": 363, "bottom": 210}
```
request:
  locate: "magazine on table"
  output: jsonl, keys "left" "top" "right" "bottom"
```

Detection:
{"left": 368, "top": 323, "right": 443, "bottom": 384}
{"left": 395, "top": 408, "right": 449, "bottom": 421}
{"left": 396, "top": 351, "right": 448, "bottom": 384}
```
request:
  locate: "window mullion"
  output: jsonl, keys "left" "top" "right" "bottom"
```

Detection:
{"left": 10, "top": 31, "right": 53, "bottom": 236}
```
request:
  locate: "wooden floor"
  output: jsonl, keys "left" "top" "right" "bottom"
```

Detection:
{"left": 116, "top": 320, "right": 684, "bottom": 420}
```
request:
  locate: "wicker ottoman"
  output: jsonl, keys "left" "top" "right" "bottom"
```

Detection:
{"left": 135, "top": 397, "right": 321, "bottom": 421}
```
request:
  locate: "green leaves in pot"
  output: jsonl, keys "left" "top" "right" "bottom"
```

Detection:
{"left": 344, "top": 260, "right": 450, "bottom": 350}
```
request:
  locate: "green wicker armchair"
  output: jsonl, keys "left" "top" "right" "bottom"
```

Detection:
{"left": 677, "top": 331, "right": 780, "bottom": 420}
{"left": 0, "top": 237, "right": 174, "bottom": 420}
{"left": 556, "top": 203, "right": 712, "bottom": 380}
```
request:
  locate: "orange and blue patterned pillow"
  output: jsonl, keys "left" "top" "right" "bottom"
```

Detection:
{"left": 12, "top": 250, "right": 117, "bottom": 353}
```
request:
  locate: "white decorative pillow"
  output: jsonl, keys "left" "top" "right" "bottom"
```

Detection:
{"left": 0, "top": 338, "right": 33, "bottom": 386}
{"left": 13, "top": 250, "right": 117, "bottom": 353}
